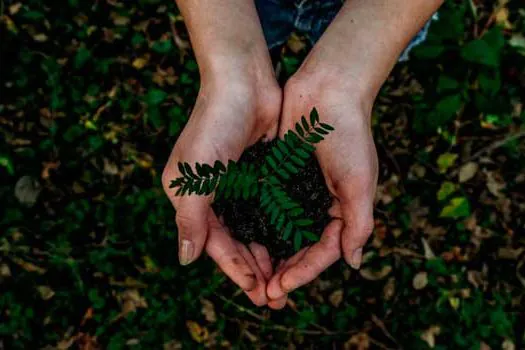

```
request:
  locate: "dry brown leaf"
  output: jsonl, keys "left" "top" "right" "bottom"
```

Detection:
{"left": 37, "top": 285, "right": 55, "bottom": 300}
{"left": 186, "top": 321, "right": 209, "bottom": 344}
{"left": 497, "top": 247, "right": 524, "bottom": 260}
{"left": 12, "top": 257, "right": 46, "bottom": 274}
{"left": 163, "top": 340, "right": 182, "bottom": 350}
{"left": 495, "top": 7, "right": 513, "bottom": 29}
{"left": 9, "top": 3, "right": 22, "bottom": 15}
{"left": 383, "top": 277, "right": 396, "bottom": 301}
{"left": 0, "top": 263, "right": 11, "bottom": 277}
{"left": 132, "top": 56, "right": 149, "bottom": 70}
{"left": 201, "top": 299, "right": 217, "bottom": 323}
{"left": 360, "top": 265, "right": 392, "bottom": 281}
{"left": 459, "top": 162, "right": 478, "bottom": 183}
{"left": 413, "top": 272, "right": 428, "bottom": 290}
{"left": 502, "top": 339, "right": 516, "bottom": 350}
{"left": 421, "top": 237, "right": 436, "bottom": 259}
{"left": 33, "top": 33, "right": 49, "bottom": 42}
{"left": 119, "top": 289, "right": 148, "bottom": 316}
{"left": 42, "top": 161, "right": 60, "bottom": 180}
{"left": 344, "top": 332, "right": 370, "bottom": 350}
{"left": 421, "top": 326, "right": 441, "bottom": 348}
{"left": 486, "top": 171, "right": 505, "bottom": 198}
{"left": 329, "top": 289, "right": 344, "bottom": 307}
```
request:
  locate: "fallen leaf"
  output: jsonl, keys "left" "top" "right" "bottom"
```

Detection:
{"left": 201, "top": 299, "right": 217, "bottom": 323}
{"left": 12, "top": 257, "right": 46, "bottom": 274}
{"left": 421, "top": 238, "right": 436, "bottom": 259}
{"left": 186, "top": 321, "right": 209, "bottom": 344}
{"left": 413, "top": 272, "right": 428, "bottom": 290}
{"left": 33, "top": 33, "right": 48, "bottom": 42}
{"left": 421, "top": 326, "right": 441, "bottom": 348}
{"left": 437, "top": 181, "right": 456, "bottom": 200}
{"left": 329, "top": 289, "right": 344, "bottom": 307}
{"left": 0, "top": 263, "right": 11, "bottom": 277}
{"left": 119, "top": 289, "right": 148, "bottom": 316}
{"left": 440, "top": 197, "right": 471, "bottom": 219}
{"left": 495, "top": 7, "right": 513, "bottom": 29}
{"left": 458, "top": 162, "right": 478, "bottom": 183}
{"left": 9, "top": 3, "right": 22, "bottom": 15}
{"left": 486, "top": 171, "right": 505, "bottom": 198}
{"left": 15, "top": 175, "right": 41, "bottom": 207}
{"left": 383, "top": 277, "right": 396, "bottom": 301}
{"left": 360, "top": 265, "right": 392, "bottom": 281}
{"left": 344, "top": 332, "right": 370, "bottom": 350}
{"left": 37, "top": 285, "right": 55, "bottom": 300}
{"left": 437, "top": 153, "right": 458, "bottom": 173}
{"left": 448, "top": 297, "right": 460, "bottom": 310}
{"left": 42, "top": 161, "right": 60, "bottom": 180}
{"left": 509, "top": 34, "right": 525, "bottom": 56}
{"left": 163, "top": 340, "right": 182, "bottom": 350}
{"left": 132, "top": 56, "right": 149, "bottom": 70}
{"left": 497, "top": 247, "right": 524, "bottom": 260}
{"left": 112, "top": 14, "right": 130, "bottom": 26}
{"left": 502, "top": 339, "right": 515, "bottom": 350}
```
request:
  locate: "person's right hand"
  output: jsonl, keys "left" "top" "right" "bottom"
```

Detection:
{"left": 161, "top": 68, "right": 286, "bottom": 307}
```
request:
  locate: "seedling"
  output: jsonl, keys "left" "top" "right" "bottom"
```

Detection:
{"left": 170, "top": 108, "right": 334, "bottom": 251}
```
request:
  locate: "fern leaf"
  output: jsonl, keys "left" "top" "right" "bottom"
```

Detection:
{"left": 310, "top": 107, "right": 320, "bottom": 125}
{"left": 301, "top": 115, "right": 309, "bottom": 131}
{"left": 293, "top": 231, "right": 303, "bottom": 251}
{"left": 295, "top": 122, "right": 304, "bottom": 137}
{"left": 302, "top": 231, "right": 319, "bottom": 242}
{"left": 320, "top": 122, "right": 334, "bottom": 131}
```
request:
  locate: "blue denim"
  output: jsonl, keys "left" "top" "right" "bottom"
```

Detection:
{"left": 255, "top": 0, "right": 437, "bottom": 62}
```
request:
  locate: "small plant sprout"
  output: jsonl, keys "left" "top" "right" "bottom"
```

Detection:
{"left": 169, "top": 108, "right": 334, "bottom": 251}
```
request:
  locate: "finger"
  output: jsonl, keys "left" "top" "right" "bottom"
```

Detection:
{"left": 267, "top": 260, "right": 288, "bottom": 309}
{"left": 280, "top": 220, "right": 343, "bottom": 293}
{"left": 205, "top": 214, "right": 257, "bottom": 292}
{"left": 248, "top": 242, "right": 273, "bottom": 281}
{"left": 341, "top": 198, "right": 375, "bottom": 269}
{"left": 328, "top": 199, "right": 343, "bottom": 219}
{"left": 175, "top": 196, "right": 210, "bottom": 265}
{"left": 267, "top": 247, "right": 310, "bottom": 300}
{"left": 268, "top": 296, "right": 288, "bottom": 310}
{"left": 236, "top": 242, "right": 269, "bottom": 307}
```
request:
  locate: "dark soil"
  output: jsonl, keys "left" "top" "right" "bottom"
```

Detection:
{"left": 212, "top": 140, "right": 332, "bottom": 259}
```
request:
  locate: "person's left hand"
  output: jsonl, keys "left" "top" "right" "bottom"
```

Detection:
{"left": 265, "top": 69, "right": 379, "bottom": 305}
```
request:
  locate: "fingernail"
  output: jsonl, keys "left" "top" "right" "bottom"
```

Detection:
{"left": 350, "top": 248, "right": 363, "bottom": 270}
{"left": 179, "top": 239, "right": 194, "bottom": 266}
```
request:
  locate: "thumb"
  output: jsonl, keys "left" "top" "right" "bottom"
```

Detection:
{"left": 175, "top": 196, "right": 209, "bottom": 265}
{"left": 341, "top": 198, "right": 375, "bottom": 269}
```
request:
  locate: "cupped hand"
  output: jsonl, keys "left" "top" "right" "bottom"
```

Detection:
{"left": 162, "top": 73, "right": 286, "bottom": 306}
{"left": 267, "top": 71, "right": 379, "bottom": 301}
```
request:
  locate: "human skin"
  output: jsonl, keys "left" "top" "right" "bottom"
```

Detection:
{"left": 266, "top": 0, "right": 445, "bottom": 305}
{"left": 162, "top": 0, "right": 284, "bottom": 307}
{"left": 163, "top": 0, "right": 444, "bottom": 309}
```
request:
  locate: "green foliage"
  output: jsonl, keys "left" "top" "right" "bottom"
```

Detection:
{"left": 170, "top": 108, "right": 332, "bottom": 250}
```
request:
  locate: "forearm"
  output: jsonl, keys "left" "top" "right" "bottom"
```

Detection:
{"left": 175, "top": 0, "right": 274, "bottom": 82}
{"left": 298, "top": 0, "right": 444, "bottom": 106}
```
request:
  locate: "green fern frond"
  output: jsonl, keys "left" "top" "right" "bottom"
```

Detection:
{"left": 170, "top": 159, "right": 260, "bottom": 200}
{"left": 259, "top": 183, "right": 317, "bottom": 250}
{"left": 170, "top": 107, "right": 331, "bottom": 251}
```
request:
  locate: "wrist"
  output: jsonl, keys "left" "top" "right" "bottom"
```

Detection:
{"left": 287, "top": 63, "right": 375, "bottom": 122}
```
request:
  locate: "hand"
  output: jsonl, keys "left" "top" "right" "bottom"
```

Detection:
{"left": 162, "top": 70, "right": 286, "bottom": 306}
{"left": 267, "top": 70, "right": 378, "bottom": 301}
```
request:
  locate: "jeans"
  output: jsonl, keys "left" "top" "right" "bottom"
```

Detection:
{"left": 255, "top": 0, "right": 437, "bottom": 62}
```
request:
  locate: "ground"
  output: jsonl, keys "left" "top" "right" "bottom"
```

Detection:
{"left": 0, "top": 0, "right": 524, "bottom": 349}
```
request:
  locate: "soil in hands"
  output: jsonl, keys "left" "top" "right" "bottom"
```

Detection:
{"left": 212, "top": 140, "right": 332, "bottom": 259}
